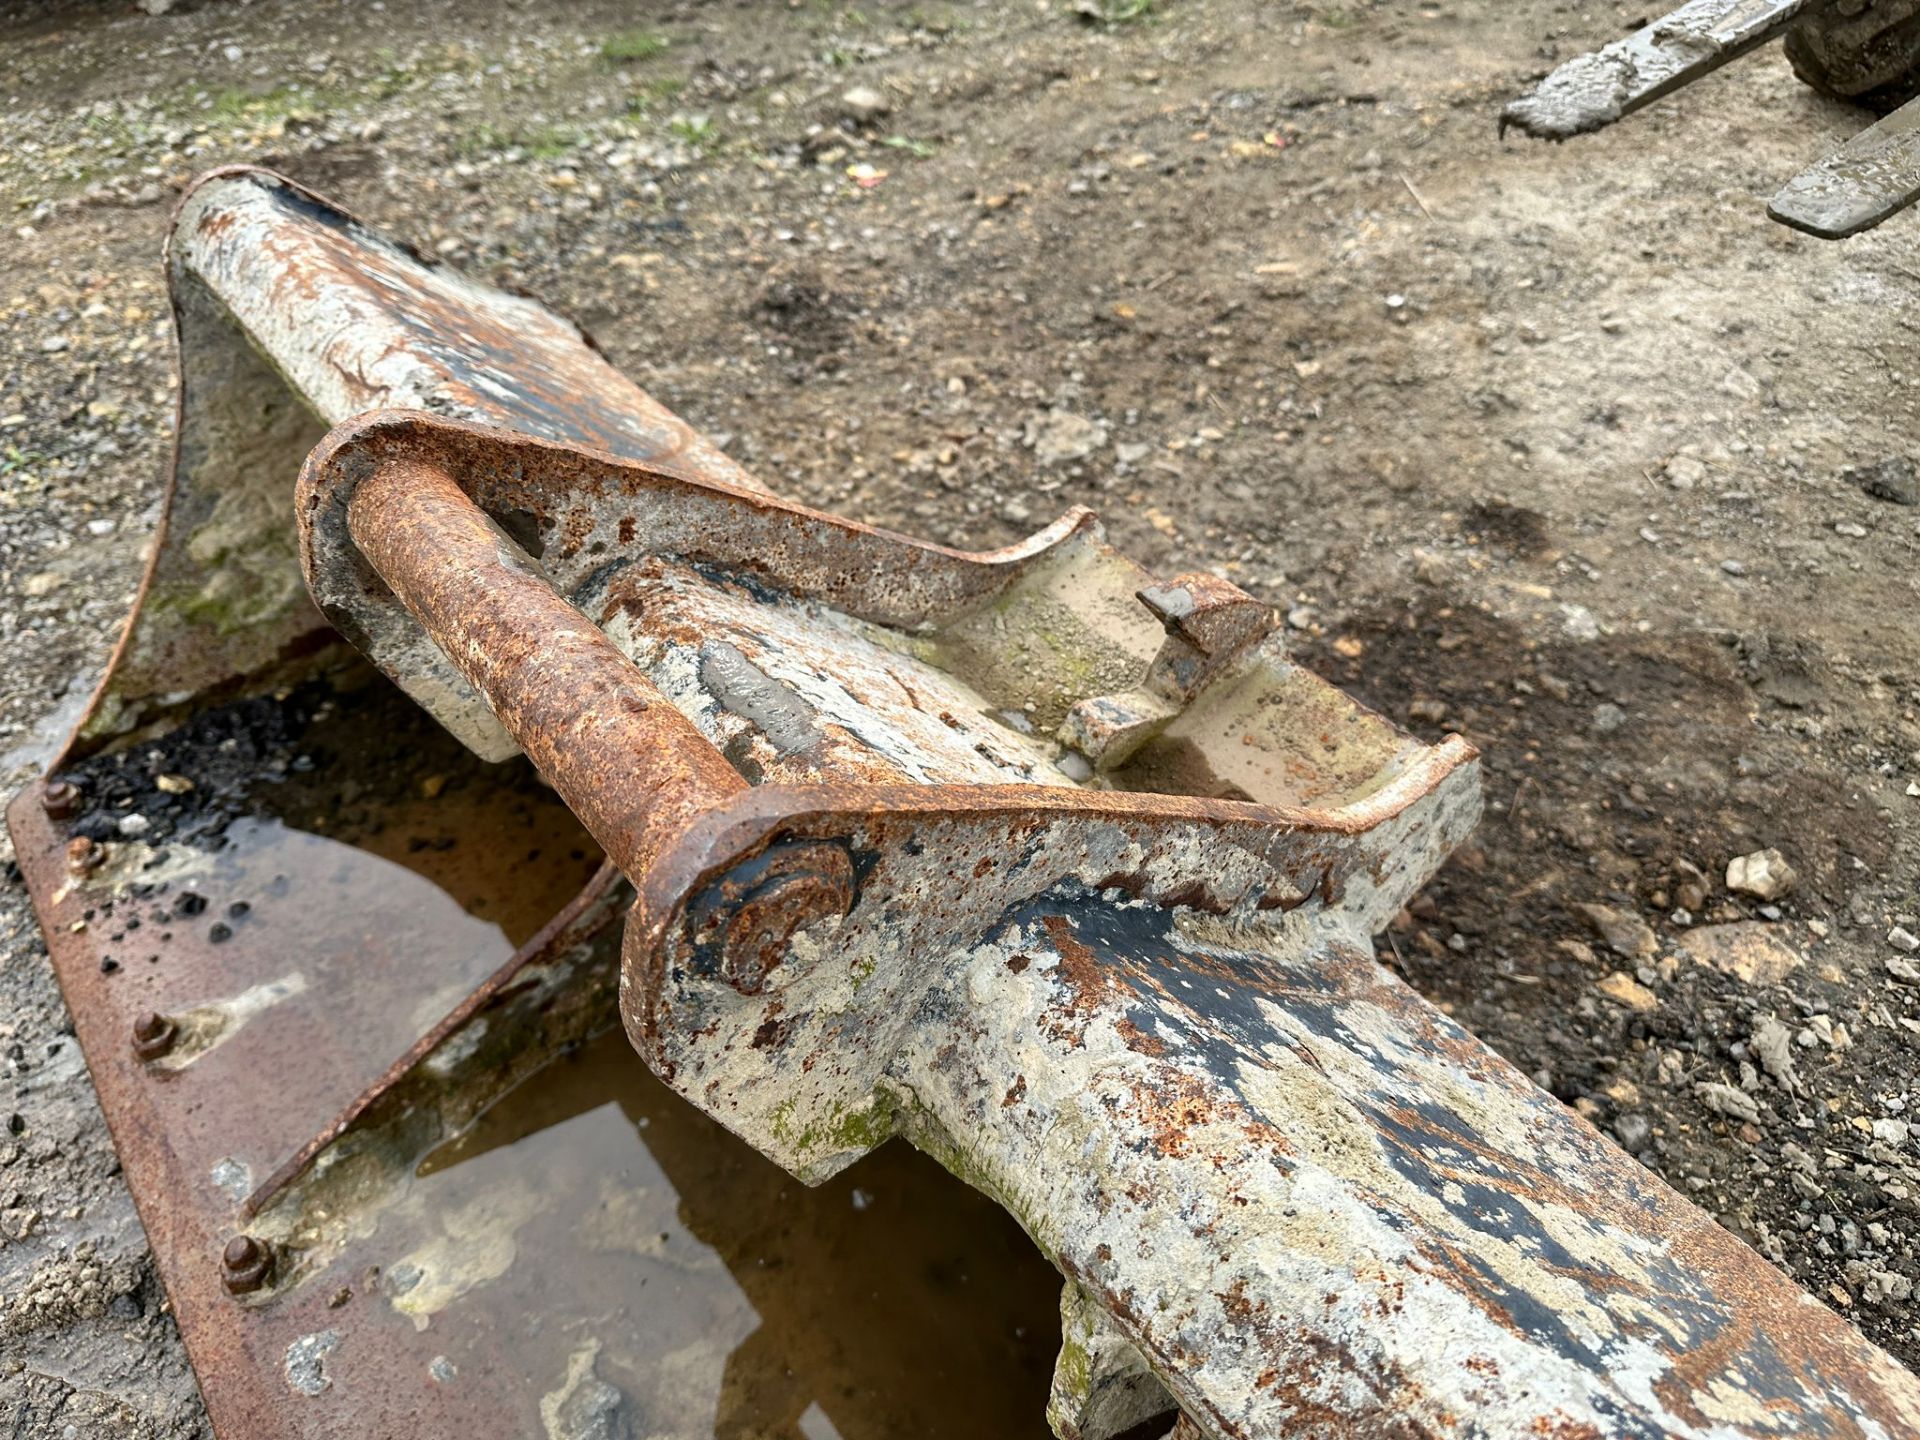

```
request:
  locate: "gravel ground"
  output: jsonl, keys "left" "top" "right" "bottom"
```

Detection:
{"left": 5, "top": 0, "right": 1920, "bottom": 1433}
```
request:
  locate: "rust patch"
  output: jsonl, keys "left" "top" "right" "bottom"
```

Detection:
{"left": 1042, "top": 912, "right": 1113, "bottom": 1014}
{"left": 1115, "top": 1016, "right": 1167, "bottom": 1058}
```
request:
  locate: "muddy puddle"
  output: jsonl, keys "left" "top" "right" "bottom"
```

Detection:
{"left": 59, "top": 664, "right": 607, "bottom": 1128}
{"left": 373, "top": 1030, "right": 1061, "bottom": 1438}
{"left": 59, "top": 665, "right": 1061, "bottom": 1437}
{"left": 65, "top": 660, "right": 604, "bottom": 952}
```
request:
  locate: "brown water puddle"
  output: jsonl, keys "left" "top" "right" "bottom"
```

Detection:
{"left": 59, "top": 666, "right": 1060, "bottom": 1437}
{"left": 395, "top": 1032, "right": 1060, "bottom": 1438}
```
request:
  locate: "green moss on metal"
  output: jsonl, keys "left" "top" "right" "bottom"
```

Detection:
{"left": 1054, "top": 1331, "right": 1093, "bottom": 1400}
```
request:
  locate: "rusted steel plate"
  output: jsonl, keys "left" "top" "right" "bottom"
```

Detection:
{"left": 171, "top": 170, "right": 755, "bottom": 475}
{"left": 239, "top": 859, "right": 630, "bottom": 1218}
{"left": 71, "top": 165, "right": 757, "bottom": 759}
{"left": 600, "top": 556, "right": 1070, "bottom": 787}
{"left": 619, "top": 766, "right": 1483, "bottom": 1177}
{"left": 1770, "top": 89, "right": 1920, "bottom": 235}
{"left": 6, "top": 677, "right": 613, "bottom": 1437}
{"left": 902, "top": 892, "right": 1920, "bottom": 1439}
{"left": 1502, "top": 0, "right": 1813, "bottom": 139}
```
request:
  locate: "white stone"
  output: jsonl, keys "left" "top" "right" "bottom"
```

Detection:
{"left": 840, "top": 86, "right": 891, "bottom": 123}
{"left": 1725, "top": 848, "right": 1796, "bottom": 901}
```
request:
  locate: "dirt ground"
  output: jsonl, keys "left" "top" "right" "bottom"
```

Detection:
{"left": 4, "top": 0, "right": 1920, "bottom": 1433}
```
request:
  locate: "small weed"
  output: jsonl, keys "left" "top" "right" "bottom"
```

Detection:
{"left": 626, "top": 74, "right": 686, "bottom": 114}
{"left": 667, "top": 112, "right": 716, "bottom": 147}
{"left": 454, "top": 121, "right": 509, "bottom": 157}
{"left": 882, "top": 135, "right": 936, "bottom": 159}
{"left": 523, "top": 122, "right": 585, "bottom": 159}
{"left": 600, "top": 30, "right": 669, "bottom": 64}
{"left": 0, "top": 444, "right": 49, "bottom": 475}
{"left": 455, "top": 119, "right": 583, "bottom": 159}
{"left": 187, "top": 66, "right": 411, "bottom": 134}
{"left": 905, "top": 2, "right": 966, "bottom": 29}
{"left": 205, "top": 84, "right": 312, "bottom": 125}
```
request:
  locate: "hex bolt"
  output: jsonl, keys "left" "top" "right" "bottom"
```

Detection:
{"left": 131, "top": 1011, "right": 178, "bottom": 1063}
{"left": 221, "top": 1234, "right": 272, "bottom": 1295}
{"left": 65, "top": 836, "right": 102, "bottom": 878}
{"left": 711, "top": 843, "right": 857, "bottom": 996}
{"left": 40, "top": 781, "right": 78, "bottom": 820}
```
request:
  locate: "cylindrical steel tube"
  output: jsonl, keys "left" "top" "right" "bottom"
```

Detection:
{"left": 346, "top": 456, "right": 747, "bottom": 881}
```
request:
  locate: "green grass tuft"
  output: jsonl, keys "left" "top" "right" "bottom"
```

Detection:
{"left": 667, "top": 112, "right": 715, "bottom": 147}
{"left": 601, "top": 30, "right": 669, "bottom": 63}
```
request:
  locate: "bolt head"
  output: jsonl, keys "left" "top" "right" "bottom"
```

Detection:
{"left": 40, "top": 781, "right": 77, "bottom": 820}
{"left": 722, "top": 870, "right": 850, "bottom": 993}
{"left": 131, "top": 1011, "right": 177, "bottom": 1062}
{"left": 221, "top": 1234, "right": 272, "bottom": 1295}
{"left": 64, "top": 836, "right": 101, "bottom": 877}
{"left": 707, "top": 844, "right": 856, "bottom": 996}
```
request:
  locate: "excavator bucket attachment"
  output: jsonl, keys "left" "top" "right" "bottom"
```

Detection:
{"left": 10, "top": 168, "right": 1920, "bottom": 1440}
{"left": 1506, "top": 0, "right": 1920, "bottom": 235}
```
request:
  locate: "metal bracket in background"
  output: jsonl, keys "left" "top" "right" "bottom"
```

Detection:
{"left": 1504, "top": 0, "right": 1920, "bottom": 237}
{"left": 11, "top": 166, "right": 1920, "bottom": 1440}
{"left": 1502, "top": 0, "right": 1816, "bottom": 140}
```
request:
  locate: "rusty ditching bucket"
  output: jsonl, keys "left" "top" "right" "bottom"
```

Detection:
{"left": 9, "top": 167, "right": 1920, "bottom": 1440}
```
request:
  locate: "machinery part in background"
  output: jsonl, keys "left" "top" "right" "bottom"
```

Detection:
{"left": 1767, "top": 92, "right": 1920, "bottom": 233}
{"left": 1501, "top": 0, "right": 1818, "bottom": 140}
{"left": 10, "top": 167, "right": 1920, "bottom": 1439}
{"left": 1787, "top": 0, "right": 1920, "bottom": 110}
{"left": 1504, "top": 0, "right": 1920, "bottom": 237}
